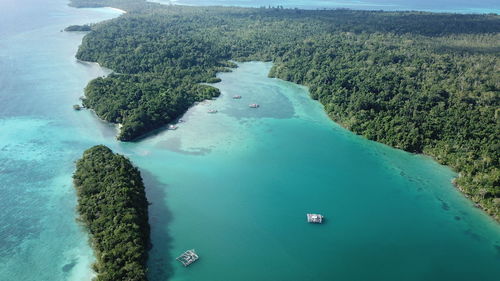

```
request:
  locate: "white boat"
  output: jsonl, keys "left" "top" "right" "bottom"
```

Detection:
{"left": 306, "top": 213, "right": 324, "bottom": 223}
{"left": 208, "top": 109, "right": 218, "bottom": 113}
{"left": 168, "top": 125, "right": 178, "bottom": 130}
{"left": 249, "top": 103, "right": 259, "bottom": 108}
{"left": 233, "top": 95, "right": 242, "bottom": 99}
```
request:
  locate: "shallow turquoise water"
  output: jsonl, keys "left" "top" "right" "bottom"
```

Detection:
{"left": 0, "top": 1, "right": 123, "bottom": 280}
{"left": 0, "top": 1, "right": 499, "bottom": 281}
{"left": 137, "top": 62, "right": 500, "bottom": 281}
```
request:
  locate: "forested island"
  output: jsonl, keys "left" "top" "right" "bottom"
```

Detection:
{"left": 65, "top": 24, "right": 92, "bottom": 31}
{"left": 73, "top": 145, "right": 150, "bottom": 281}
{"left": 69, "top": 0, "right": 499, "bottom": 220}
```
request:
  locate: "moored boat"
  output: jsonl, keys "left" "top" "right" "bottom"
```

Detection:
{"left": 306, "top": 213, "right": 324, "bottom": 223}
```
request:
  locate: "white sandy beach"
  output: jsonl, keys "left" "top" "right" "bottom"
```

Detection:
{"left": 106, "top": 7, "right": 127, "bottom": 13}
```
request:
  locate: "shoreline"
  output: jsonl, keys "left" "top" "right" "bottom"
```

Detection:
{"left": 154, "top": 0, "right": 499, "bottom": 15}
{"left": 71, "top": 2, "right": 499, "bottom": 223}
{"left": 329, "top": 113, "right": 498, "bottom": 222}
{"left": 329, "top": 116, "right": 498, "bottom": 222}
{"left": 106, "top": 7, "right": 127, "bottom": 13}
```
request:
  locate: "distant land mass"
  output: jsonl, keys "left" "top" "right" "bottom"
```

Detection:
{"left": 69, "top": 0, "right": 499, "bottom": 220}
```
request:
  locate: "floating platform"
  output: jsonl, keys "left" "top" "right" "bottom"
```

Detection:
{"left": 176, "top": 249, "right": 199, "bottom": 267}
{"left": 307, "top": 213, "right": 324, "bottom": 223}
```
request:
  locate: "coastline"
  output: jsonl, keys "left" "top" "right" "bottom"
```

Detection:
{"left": 73, "top": 145, "right": 150, "bottom": 281}
{"left": 156, "top": 0, "right": 500, "bottom": 14}
{"left": 106, "top": 7, "right": 127, "bottom": 13}
{"left": 327, "top": 109, "right": 498, "bottom": 222}
{"left": 76, "top": 59, "right": 114, "bottom": 74}
{"left": 71, "top": 2, "right": 499, "bottom": 223}
{"left": 392, "top": 138, "right": 492, "bottom": 220}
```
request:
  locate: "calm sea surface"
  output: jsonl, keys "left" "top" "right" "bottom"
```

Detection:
{"left": 0, "top": 1, "right": 499, "bottom": 281}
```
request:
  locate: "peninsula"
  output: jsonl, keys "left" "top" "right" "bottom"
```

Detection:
{"left": 69, "top": 0, "right": 499, "bottom": 220}
{"left": 73, "top": 145, "right": 150, "bottom": 281}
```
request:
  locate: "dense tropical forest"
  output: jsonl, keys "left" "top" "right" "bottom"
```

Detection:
{"left": 65, "top": 24, "right": 92, "bottom": 31}
{"left": 69, "top": 0, "right": 499, "bottom": 220}
{"left": 73, "top": 145, "right": 150, "bottom": 281}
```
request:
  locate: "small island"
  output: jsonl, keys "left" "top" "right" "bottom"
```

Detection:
{"left": 73, "top": 145, "right": 150, "bottom": 281}
{"left": 64, "top": 24, "right": 92, "bottom": 32}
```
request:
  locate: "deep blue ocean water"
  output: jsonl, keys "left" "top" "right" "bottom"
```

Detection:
{"left": 0, "top": 1, "right": 499, "bottom": 281}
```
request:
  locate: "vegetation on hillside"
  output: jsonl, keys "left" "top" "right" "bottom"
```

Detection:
{"left": 69, "top": 0, "right": 499, "bottom": 220}
{"left": 73, "top": 145, "right": 150, "bottom": 281}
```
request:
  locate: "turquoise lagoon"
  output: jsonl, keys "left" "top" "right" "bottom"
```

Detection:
{"left": 0, "top": 1, "right": 499, "bottom": 281}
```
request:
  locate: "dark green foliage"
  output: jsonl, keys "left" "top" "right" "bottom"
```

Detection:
{"left": 82, "top": 74, "right": 219, "bottom": 140}
{"left": 70, "top": 0, "right": 499, "bottom": 220}
{"left": 65, "top": 24, "right": 92, "bottom": 31}
{"left": 73, "top": 145, "right": 150, "bottom": 281}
